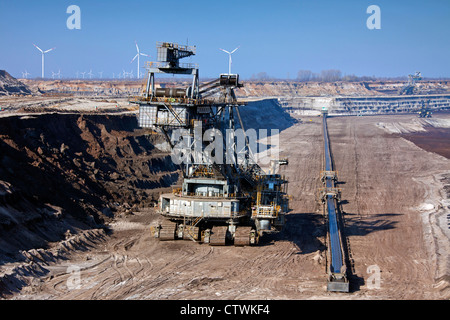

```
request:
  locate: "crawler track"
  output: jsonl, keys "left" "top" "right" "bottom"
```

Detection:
{"left": 158, "top": 221, "right": 177, "bottom": 240}
{"left": 209, "top": 226, "right": 228, "bottom": 246}
{"left": 234, "top": 226, "right": 252, "bottom": 246}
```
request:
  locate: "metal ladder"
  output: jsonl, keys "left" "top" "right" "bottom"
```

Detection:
{"left": 185, "top": 216, "right": 203, "bottom": 242}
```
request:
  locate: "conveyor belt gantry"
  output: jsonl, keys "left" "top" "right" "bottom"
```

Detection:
{"left": 322, "top": 113, "right": 349, "bottom": 292}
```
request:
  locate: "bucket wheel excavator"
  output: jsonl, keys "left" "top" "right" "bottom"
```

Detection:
{"left": 133, "top": 42, "right": 290, "bottom": 246}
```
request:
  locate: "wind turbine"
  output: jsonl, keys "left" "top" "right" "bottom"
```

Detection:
{"left": 33, "top": 43, "right": 55, "bottom": 79}
{"left": 51, "top": 70, "right": 61, "bottom": 79}
{"left": 87, "top": 69, "right": 94, "bottom": 79}
{"left": 130, "top": 41, "right": 149, "bottom": 79}
{"left": 22, "top": 70, "right": 30, "bottom": 79}
{"left": 219, "top": 46, "right": 240, "bottom": 75}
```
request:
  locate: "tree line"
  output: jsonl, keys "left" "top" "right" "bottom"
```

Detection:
{"left": 249, "top": 70, "right": 450, "bottom": 82}
{"left": 250, "top": 70, "right": 377, "bottom": 82}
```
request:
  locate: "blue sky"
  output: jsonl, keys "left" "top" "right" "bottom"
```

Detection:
{"left": 0, "top": 0, "right": 449, "bottom": 79}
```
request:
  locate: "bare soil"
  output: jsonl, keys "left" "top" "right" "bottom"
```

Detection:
{"left": 326, "top": 114, "right": 450, "bottom": 299}
{"left": 1, "top": 108, "right": 450, "bottom": 300}
{"left": 402, "top": 127, "right": 450, "bottom": 159}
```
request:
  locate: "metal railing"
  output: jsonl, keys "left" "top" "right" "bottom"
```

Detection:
{"left": 144, "top": 61, "right": 198, "bottom": 70}
{"left": 252, "top": 205, "right": 279, "bottom": 218}
{"left": 156, "top": 41, "right": 196, "bottom": 54}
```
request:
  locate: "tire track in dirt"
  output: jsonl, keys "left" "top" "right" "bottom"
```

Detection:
{"left": 78, "top": 240, "right": 217, "bottom": 299}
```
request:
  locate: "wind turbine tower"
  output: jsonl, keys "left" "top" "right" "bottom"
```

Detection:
{"left": 219, "top": 46, "right": 240, "bottom": 75}
{"left": 22, "top": 70, "right": 30, "bottom": 79}
{"left": 33, "top": 44, "right": 55, "bottom": 79}
{"left": 131, "top": 41, "right": 149, "bottom": 79}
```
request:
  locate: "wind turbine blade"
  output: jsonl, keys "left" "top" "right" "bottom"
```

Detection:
{"left": 44, "top": 47, "right": 56, "bottom": 53}
{"left": 230, "top": 46, "right": 240, "bottom": 54}
{"left": 135, "top": 41, "right": 139, "bottom": 53}
{"left": 131, "top": 54, "right": 138, "bottom": 63}
{"left": 140, "top": 53, "right": 149, "bottom": 57}
{"left": 219, "top": 48, "right": 230, "bottom": 54}
{"left": 33, "top": 44, "right": 43, "bottom": 52}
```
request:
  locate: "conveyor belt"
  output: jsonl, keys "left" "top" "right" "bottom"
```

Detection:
{"left": 322, "top": 116, "right": 344, "bottom": 274}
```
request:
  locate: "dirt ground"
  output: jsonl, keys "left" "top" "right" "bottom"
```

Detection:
{"left": 2, "top": 111, "right": 449, "bottom": 300}
{"left": 326, "top": 114, "right": 450, "bottom": 299}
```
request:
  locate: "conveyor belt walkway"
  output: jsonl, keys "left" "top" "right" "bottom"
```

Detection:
{"left": 321, "top": 111, "right": 349, "bottom": 292}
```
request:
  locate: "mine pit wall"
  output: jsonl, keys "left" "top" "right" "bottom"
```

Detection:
{"left": 281, "top": 94, "right": 450, "bottom": 116}
{"left": 0, "top": 114, "right": 180, "bottom": 265}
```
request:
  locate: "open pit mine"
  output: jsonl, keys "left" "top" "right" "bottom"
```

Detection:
{"left": 1, "top": 48, "right": 450, "bottom": 300}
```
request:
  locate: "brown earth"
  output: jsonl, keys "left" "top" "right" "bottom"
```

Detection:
{"left": 326, "top": 114, "right": 450, "bottom": 299}
{"left": 0, "top": 113, "right": 181, "bottom": 296}
{"left": 1, "top": 110, "right": 449, "bottom": 300}
{"left": 401, "top": 126, "right": 450, "bottom": 159}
